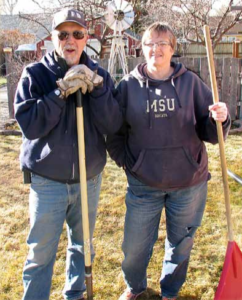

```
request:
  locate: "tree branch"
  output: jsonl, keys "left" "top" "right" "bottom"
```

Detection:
{"left": 18, "top": 13, "right": 51, "bottom": 35}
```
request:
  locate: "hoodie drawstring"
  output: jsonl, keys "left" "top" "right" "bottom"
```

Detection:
{"left": 146, "top": 79, "right": 153, "bottom": 129}
{"left": 171, "top": 77, "right": 182, "bottom": 108}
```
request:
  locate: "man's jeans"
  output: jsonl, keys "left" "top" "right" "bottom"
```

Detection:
{"left": 122, "top": 174, "right": 207, "bottom": 299}
{"left": 22, "top": 173, "right": 102, "bottom": 300}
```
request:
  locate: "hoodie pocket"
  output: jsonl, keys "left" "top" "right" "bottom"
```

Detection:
{"left": 34, "top": 145, "right": 73, "bottom": 180}
{"left": 131, "top": 146, "right": 202, "bottom": 189}
{"left": 85, "top": 144, "right": 106, "bottom": 178}
{"left": 36, "top": 144, "right": 71, "bottom": 163}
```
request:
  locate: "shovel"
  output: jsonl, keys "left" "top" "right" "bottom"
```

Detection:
{"left": 76, "top": 89, "right": 93, "bottom": 300}
{"left": 204, "top": 25, "right": 242, "bottom": 300}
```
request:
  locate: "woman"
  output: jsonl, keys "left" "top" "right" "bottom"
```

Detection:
{"left": 107, "top": 22, "right": 230, "bottom": 300}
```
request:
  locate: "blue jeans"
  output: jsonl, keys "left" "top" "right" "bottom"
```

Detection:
{"left": 122, "top": 174, "right": 207, "bottom": 299}
{"left": 22, "top": 173, "right": 102, "bottom": 300}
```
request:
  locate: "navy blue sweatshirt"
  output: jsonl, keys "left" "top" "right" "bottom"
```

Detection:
{"left": 107, "top": 62, "right": 231, "bottom": 190}
{"left": 14, "top": 51, "right": 120, "bottom": 183}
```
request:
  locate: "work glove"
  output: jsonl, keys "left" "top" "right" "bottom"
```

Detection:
{"left": 57, "top": 77, "right": 89, "bottom": 97}
{"left": 57, "top": 64, "right": 103, "bottom": 97}
{"left": 65, "top": 65, "right": 103, "bottom": 87}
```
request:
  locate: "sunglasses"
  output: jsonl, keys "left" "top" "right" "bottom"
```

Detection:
{"left": 56, "top": 30, "right": 86, "bottom": 41}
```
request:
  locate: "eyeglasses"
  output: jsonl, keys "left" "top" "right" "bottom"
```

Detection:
{"left": 56, "top": 30, "right": 86, "bottom": 41}
{"left": 143, "top": 41, "right": 171, "bottom": 48}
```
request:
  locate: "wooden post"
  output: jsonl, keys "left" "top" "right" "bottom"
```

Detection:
{"left": 232, "top": 40, "right": 240, "bottom": 58}
{"left": 239, "top": 60, "right": 242, "bottom": 120}
{"left": 3, "top": 47, "right": 15, "bottom": 119}
{"left": 40, "top": 46, "right": 47, "bottom": 57}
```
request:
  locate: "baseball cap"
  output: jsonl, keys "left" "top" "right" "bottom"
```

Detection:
{"left": 52, "top": 8, "right": 87, "bottom": 30}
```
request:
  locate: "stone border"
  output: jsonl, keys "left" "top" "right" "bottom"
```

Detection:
{"left": 0, "top": 129, "right": 22, "bottom": 136}
{"left": 229, "top": 120, "right": 242, "bottom": 134}
{"left": 0, "top": 119, "right": 22, "bottom": 136}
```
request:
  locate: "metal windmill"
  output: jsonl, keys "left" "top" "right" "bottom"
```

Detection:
{"left": 104, "top": 0, "right": 134, "bottom": 83}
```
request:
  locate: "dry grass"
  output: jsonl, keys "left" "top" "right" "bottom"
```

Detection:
{"left": 0, "top": 133, "right": 242, "bottom": 300}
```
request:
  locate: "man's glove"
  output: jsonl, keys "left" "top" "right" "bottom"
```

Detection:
{"left": 57, "top": 65, "right": 103, "bottom": 97}
{"left": 64, "top": 65, "right": 103, "bottom": 88}
{"left": 57, "top": 78, "right": 88, "bottom": 97}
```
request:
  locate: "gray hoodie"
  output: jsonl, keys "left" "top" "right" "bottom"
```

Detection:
{"left": 107, "top": 61, "right": 231, "bottom": 190}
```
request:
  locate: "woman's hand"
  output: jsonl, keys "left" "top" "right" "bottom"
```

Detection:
{"left": 209, "top": 102, "right": 228, "bottom": 123}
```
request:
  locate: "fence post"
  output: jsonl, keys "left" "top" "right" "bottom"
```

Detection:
{"left": 3, "top": 47, "right": 15, "bottom": 119}
{"left": 40, "top": 46, "right": 47, "bottom": 57}
{"left": 232, "top": 41, "right": 240, "bottom": 58}
{"left": 238, "top": 59, "right": 242, "bottom": 119}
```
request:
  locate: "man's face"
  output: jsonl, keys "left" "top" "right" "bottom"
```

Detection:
{"left": 52, "top": 22, "right": 88, "bottom": 67}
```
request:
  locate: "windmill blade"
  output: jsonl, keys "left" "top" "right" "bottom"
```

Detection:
{"left": 123, "top": 9, "right": 134, "bottom": 15}
{"left": 124, "top": 11, "right": 134, "bottom": 21}
{"left": 121, "top": 19, "right": 132, "bottom": 28}
{"left": 122, "top": 3, "right": 133, "bottom": 13}
{"left": 119, "top": 0, "right": 130, "bottom": 11}
{"left": 105, "top": 0, "right": 134, "bottom": 30}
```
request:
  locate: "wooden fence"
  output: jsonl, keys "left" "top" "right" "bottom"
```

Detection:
{"left": 173, "top": 57, "right": 241, "bottom": 120}
{"left": 97, "top": 57, "right": 241, "bottom": 120}
{"left": 178, "top": 42, "right": 242, "bottom": 58}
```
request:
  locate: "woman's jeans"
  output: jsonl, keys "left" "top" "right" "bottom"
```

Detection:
{"left": 122, "top": 174, "right": 207, "bottom": 299}
{"left": 22, "top": 173, "right": 102, "bottom": 300}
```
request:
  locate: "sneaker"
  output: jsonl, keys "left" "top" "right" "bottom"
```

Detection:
{"left": 118, "top": 289, "right": 143, "bottom": 300}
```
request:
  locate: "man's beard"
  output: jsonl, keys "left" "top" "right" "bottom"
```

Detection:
{"left": 64, "top": 55, "right": 78, "bottom": 67}
{"left": 61, "top": 46, "right": 79, "bottom": 67}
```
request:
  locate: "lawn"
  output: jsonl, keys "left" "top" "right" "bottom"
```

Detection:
{"left": 0, "top": 132, "right": 241, "bottom": 300}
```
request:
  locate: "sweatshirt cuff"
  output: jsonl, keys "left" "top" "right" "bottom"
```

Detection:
{"left": 209, "top": 113, "right": 231, "bottom": 127}
{"left": 222, "top": 114, "right": 231, "bottom": 128}
{"left": 48, "top": 90, "right": 66, "bottom": 108}
{"left": 90, "top": 85, "right": 107, "bottom": 98}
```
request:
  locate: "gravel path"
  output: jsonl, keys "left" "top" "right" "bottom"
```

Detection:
{"left": 0, "top": 86, "right": 21, "bottom": 135}
{"left": 0, "top": 86, "right": 10, "bottom": 130}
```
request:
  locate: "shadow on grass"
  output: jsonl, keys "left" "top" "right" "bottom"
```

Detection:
{"left": 137, "top": 288, "right": 198, "bottom": 300}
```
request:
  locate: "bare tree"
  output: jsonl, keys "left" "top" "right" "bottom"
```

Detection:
{"left": 17, "top": 0, "right": 144, "bottom": 57}
{"left": 0, "top": 0, "right": 19, "bottom": 15}
{"left": 0, "top": 29, "right": 36, "bottom": 95}
{"left": 16, "top": 0, "right": 108, "bottom": 56}
{"left": 143, "top": 0, "right": 242, "bottom": 49}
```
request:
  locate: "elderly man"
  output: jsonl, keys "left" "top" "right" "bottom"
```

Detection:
{"left": 14, "top": 8, "right": 121, "bottom": 300}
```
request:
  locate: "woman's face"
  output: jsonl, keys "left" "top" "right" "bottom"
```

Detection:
{"left": 142, "top": 31, "right": 174, "bottom": 69}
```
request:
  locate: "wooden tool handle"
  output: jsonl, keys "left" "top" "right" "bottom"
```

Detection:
{"left": 76, "top": 90, "right": 93, "bottom": 299}
{"left": 203, "top": 25, "right": 234, "bottom": 241}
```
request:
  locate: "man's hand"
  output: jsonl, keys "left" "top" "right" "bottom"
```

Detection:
{"left": 57, "top": 78, "right": 88, "bottom": 97}
{"left": 64, "top": 64, "right": 103, "bottom": 88}
{"left": 56, "top": 64, "right": 103, "bottom": 97}
{"left": 209, "top": 102, "right": 228, "bottom": 123}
